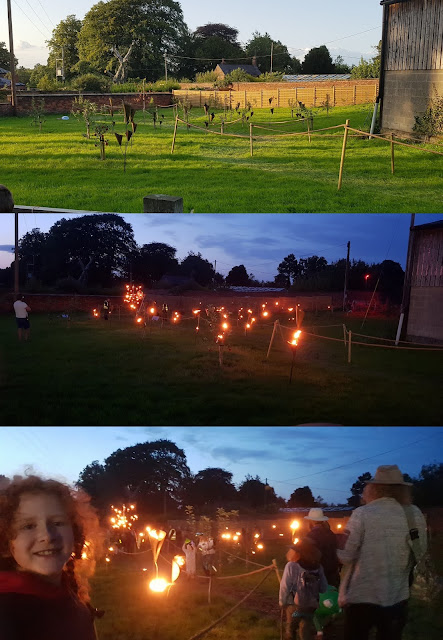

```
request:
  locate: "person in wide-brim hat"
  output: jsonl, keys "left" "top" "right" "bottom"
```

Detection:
{"left": 304, "top": 508, "right": 340, "bottom": 589}
{"left": 337, "top": 464, "right": 427, "bottom": 640}
{"left": 304, "top": 508, "right": 329, "bottom": 521}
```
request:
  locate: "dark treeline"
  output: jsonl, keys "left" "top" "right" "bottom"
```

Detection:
{"left": 3, "top": 438, "right": 438, "bottom": 520}
{"left": 0, "top": 214, "right": 404, "bottom": 302}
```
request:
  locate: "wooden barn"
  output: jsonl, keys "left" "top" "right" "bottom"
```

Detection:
{"left": 379, "top": 0, "right": 443, "bottom": 135}
{"left": 403, "top": 220, "right": 443, "bottom": 343}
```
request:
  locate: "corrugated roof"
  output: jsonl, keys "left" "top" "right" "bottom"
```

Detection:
{"left": 283, "top": 74, "right": 351, "bottom": 82}
{"left": 217, "top": 64, "right": 261, "bottom": 77}
{"left": 228, "top": 286, "right": 286, "bottom": 292}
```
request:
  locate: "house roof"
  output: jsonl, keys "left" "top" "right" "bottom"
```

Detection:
{"left": 217, "top": 64, "right": 261, "bottom": 77}
{"left": 413, "top": 220, "right": 443, "bottom": 231}
{"left": 0, "top": 77, "right": 26, "bottom": 87}
{"left": 228, "top": 286, "right": 286, "bottom": 292}
{"left": 0, "top": 67, "right": 9, "bottom": 75}
{"left": 283, "top": 74, "right": 351, "bottom": 82}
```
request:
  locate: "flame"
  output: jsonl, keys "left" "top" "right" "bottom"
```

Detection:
{"left": 222, "top": 322, "right": 228, "bottom": 330}
{"left": 293, "top": 537, "right": 299, "bottom": 545}
{"left": 256, "top": 543, "right": 264, "bottom": 550}
{"left": 290, "top": 520, "right": 300, "bottom": 530}
{"left": 149, "top": 578, "right": 168, "bottom": 593}
{"left": 263, "top": 311, "right": 269, "bottom": 317}
{"left": 289, "top": 330, "right": 302, "bottom": 346}
{"left": 337, "top": 524, "right": 342, "bottom": 529}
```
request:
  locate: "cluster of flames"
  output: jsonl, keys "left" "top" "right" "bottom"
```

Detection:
{"left": 110, "top": 504, "right": 138, "bottom": 530}
{"left": 124, "top": 284, "right": 144, "bottom": 310}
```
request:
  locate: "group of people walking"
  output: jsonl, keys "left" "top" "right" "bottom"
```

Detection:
{"left": 279, "top": 465, "right": 427, "bottom": 640}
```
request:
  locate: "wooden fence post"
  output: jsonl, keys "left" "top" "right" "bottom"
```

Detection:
{"left": 171, "top": 115, "right": 178, "bottom": 153}
{"left": 261, "top": 90, "right": 263, "bottom": 108}
{"left": 250, "top": 122, "right": 253, "bottom": 156}
{"left": 390, "top": 133, "right": 395, "bottom": 174}
{"left": 244, "top": 90, "right": 247, "bottom": 108}
{"left": 333, "top": 85, "right": 336, "bottom": 106}
{"left": 347, "top": 330, "right": 352, "bottom": 363}
{"left": 338, "top": 119, "right": 350, "bottom": 190}
{"left": 277, "top": 88, "right": 280, "bottom": 108}
{"left": 314, "top": 86, "right": 316, "bottom": 107}
{"left": 353, "top": 85, "right": 357, "bottom": 105}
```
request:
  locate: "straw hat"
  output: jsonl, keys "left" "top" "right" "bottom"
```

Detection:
{"left": 304, "top": 508, "right": 329, "bottom": 521}
{"left": 367, "top": 465, "right": 412, "bottom": 486}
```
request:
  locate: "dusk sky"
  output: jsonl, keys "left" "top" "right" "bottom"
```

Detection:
{"left": 0, "top": 0, "right": 382, "bottom": 68}
{"left": 1, "top": 427, "right": 441, "bottom": 505}
{"left": 1, "top": 214, "right": 442, "bottom": 281}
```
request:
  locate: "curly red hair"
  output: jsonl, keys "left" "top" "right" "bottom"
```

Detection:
{"left": 0, "top": 474, "right": 104, "bottom": 604}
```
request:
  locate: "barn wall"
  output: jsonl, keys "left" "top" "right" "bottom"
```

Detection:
{"left": 407, "top": 286, "right": 443, "bottom": 342}
{"left": 381, "top": 0, "right": 443, "bottom": 133}
{"left": 382, "top": 69, "right": 443, "bottom": 133}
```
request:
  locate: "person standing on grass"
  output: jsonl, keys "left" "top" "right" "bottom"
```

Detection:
{"left": 304, "top": 508, "right": 340, "bottom": 589}
{"left": 103, "top": 299, "right": 110, "bottom": 320}
{"left": 0, "top": 474, "right": 104, "bottom": 640}
{"left": 337, "top": 465, "right": 427, "bottom": 640}
{"left": 13, "top": 295, "right": 31, "bottom": 341}
{"left": 279, "top": 539, "right": 328, "bottom": 640}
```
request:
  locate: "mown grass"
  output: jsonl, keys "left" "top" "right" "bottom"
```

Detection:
{"left": 89, "top": 536, "right": 443, "bottom": 639}
{"left": 0, "top": 311, "right": 441, "bottom": 426}
{"left": 1, "top": 104, "right": 442, "bottom": 212}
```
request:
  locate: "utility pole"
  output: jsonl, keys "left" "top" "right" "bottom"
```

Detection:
{"left": 6, "top": 0, "right": 17, "bottom": 115}
{"left": 343, "top": 241, "right": 350, "bottom": 312}
{"left": 270, "top": 42, "right": 273, "bottom": 73}
{"left": 164, "top": 53, "right": 167, "bottom": 81}
{"left": 14, "top": 212, "right": 19, "bottom": 296}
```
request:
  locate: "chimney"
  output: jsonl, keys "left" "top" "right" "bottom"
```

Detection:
{"left": 221, "top": 58, "right": 225, "bottom": 64}
{"left": 252, "top": 56, "right": 257, "bottom": 67}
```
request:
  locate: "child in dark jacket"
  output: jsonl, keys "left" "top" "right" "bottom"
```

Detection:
{"left": 0, "top": 474, "right": 104, "bottom": 640}
{"left": 279, "top": 539, "right": 328, "bottom": 640}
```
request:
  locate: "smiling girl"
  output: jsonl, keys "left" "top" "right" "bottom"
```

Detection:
{"left": 0, "top": 475, "right": 104, "bottom": 640}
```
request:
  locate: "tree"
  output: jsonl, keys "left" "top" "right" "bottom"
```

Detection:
{"left": 47, "top": 15, "right": 82, "bottom": 80}
{"left": 413, "top": 463, "right": 443, "bottom": 507}
{"left": 287, "top": 486, "right": 316, "bottom": 508}
{"left": 43, "top": 214, "right": 136, "bottom": 286}
{"left": 179, "top": 252, "right": 215, "bottom": 287}
{"left": 185, "top": 468, "right": 237, "bottom": 509}
{"left": 78, "top": 0, "right": 189, "bottom": 81}
{"left": 132, "top": 242, "right": 179, "bottom": 285}
{"left": 371, "top": 260, "right": 404, "bottom": 304}
{"left": 245, "top": 32, "right": 292, "bottom": 73}
{"left": 0, "top": 42, "right": 18, "bottom": 69}
{"left": 302, "top": 45, "right": 334, "bottom": 74}
{"left": 277, "top": 253, "right": 300, "bottom": 286}
{"left": 226, "top": 264, "right": 250, "bottom": 286}
{"left": 194, "top": 24, "right": 239, "bottom": 45}
{"left": 238, "top": 475, "right": 279, "bottom": 510}
{"left": 351, "top": 42, "right": 381, "bottom": 79}
{"left": 79, "top": 439, "right": 191, "bottom": 516}
{"left": 299, "top": 255, "right": 328, "bottom": 278}
{"left": 347, "top": 471, "right": 372, "bottom": 507}
{"left": 18, "top": 228, "right": 48, "bottom": 283}
{"left": 333, "top": 55, "right": 351, "bottom": 74}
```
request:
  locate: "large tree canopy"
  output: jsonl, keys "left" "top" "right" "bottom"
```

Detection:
{"left": 77, "top": 439, "right": 191, "bottom": 515}
{"left": 184, "top": 467, "right": 237, "bottom": 508}
{"left": 47, "top": 15, "right": 82, "bottom": 79}
{"left": 245, "top": 32, "right": 293, "bottom": 73}
{"left": 131, "top": 242, "right": 179, "bottom": 285}
{"left": 302, "top": 45, "right": 334, "bottom": 74}
{"left": 77, "top": 0, "right": 189, "bottom": 80}
{"left": 179, "top": 252, "right": 215, "bottom": 287}
{"left": 0, "top": 41, "right": 18, "bottom": 69}
{"left": 287, "top": 486, "right": 316, "bottom": 508}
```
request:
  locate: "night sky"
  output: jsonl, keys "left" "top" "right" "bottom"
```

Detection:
{"left": 1, "top": 427, "right": 441, "bottom": 505}
{"left": 1, "top": 214, "right": 442, "bottom": 281}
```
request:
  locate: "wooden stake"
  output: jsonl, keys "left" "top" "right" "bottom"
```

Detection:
{"left": 208, "top": 577, "right": 212, "bottom": 604}
{"left": 338, "top": 119, "right": 350, "bottom": 190}
{"left": 250, "top": 122, "right": 253, "bottom": 156}
{"left": 347, "top": 329, "right": 352, "bottom": 363}
{"left": 390, "top": 132, "right": 395, "bottom": 174}
{"left": 219, "top": 345, "right": 223, "bottom": 367}
{"left": 266, "top": 320, "right": 279, "bottom": 358}
{"left": 171, "top": 115, "right": 178, "bottom": 153}
{"left": 343, "top": 323, "right": 347, "bottom": 347}
{"left": 307, "top": 118, "right": 311, "bottom": 143}
{"left": 221, "top": 122, "right": 224, "bottom": 135}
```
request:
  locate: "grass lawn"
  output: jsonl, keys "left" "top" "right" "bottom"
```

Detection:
{"left": 89, "top": 536, "right": 443, "bottom": 639}
{"left": 0, "top": 311, "right": 441, "bottom": 426}
{"left": 1, "top": 104, "right": 442, "bottom": 212}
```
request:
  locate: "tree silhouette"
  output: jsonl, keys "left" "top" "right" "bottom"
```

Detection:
{"left": 347, "top": 472, "right": 372, "bottom": 507}
{"left": 288, "top": 486, "right": 315, "bottom": 508}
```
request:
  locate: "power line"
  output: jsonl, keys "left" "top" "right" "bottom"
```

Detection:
{"left": 278, "top": 430, "right": 443, "bottom": 485}
{"left": 12, "top": 0, "right": 49, "bottom": 40}
{"left": 35, "top": 0, "right": 55, "bottom": 29}
{"left": 22, "top": 0, "right": 52, "bottom": 36}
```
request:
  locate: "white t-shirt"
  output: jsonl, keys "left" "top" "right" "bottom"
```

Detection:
{"left": 13, "top": 300, "right": 29, "bottom": 318}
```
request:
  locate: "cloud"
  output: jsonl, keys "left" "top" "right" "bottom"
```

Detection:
{"left": 17, "top": 41, "right": 41, "bottom": 50}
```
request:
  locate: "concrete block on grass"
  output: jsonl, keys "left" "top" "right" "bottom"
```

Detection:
{"left": 143, "top": 194, "right": 183, "bottom": 213}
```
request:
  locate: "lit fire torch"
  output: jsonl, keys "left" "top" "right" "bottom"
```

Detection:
{"left": 287, "top": 330, "right": 302, "bottom": 384}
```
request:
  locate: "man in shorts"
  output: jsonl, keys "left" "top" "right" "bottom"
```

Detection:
{"left": 13, "top": 295, "right": 31, "bottom": 341}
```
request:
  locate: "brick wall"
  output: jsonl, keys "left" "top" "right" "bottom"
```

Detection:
{"left": 381, "top": 70, "right": 443, "bottom": 134}
{"left": 5, "top": 92, "right": 174, "bottom": 115}
{"left": 407, "top": 286, "right": 443, "bottom": 342}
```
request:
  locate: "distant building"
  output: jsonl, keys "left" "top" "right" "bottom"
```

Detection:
{"left": 214, "top": 63, "right": 261, "bottom": 79}
{"left": 0, "top": 66, "right": 26, "bottom": 89}
{"left": 379, "top": 0, "right": 443, "bottom": 134}
{"left": 405, "top": 220, "right": 443, "bottom": 343}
